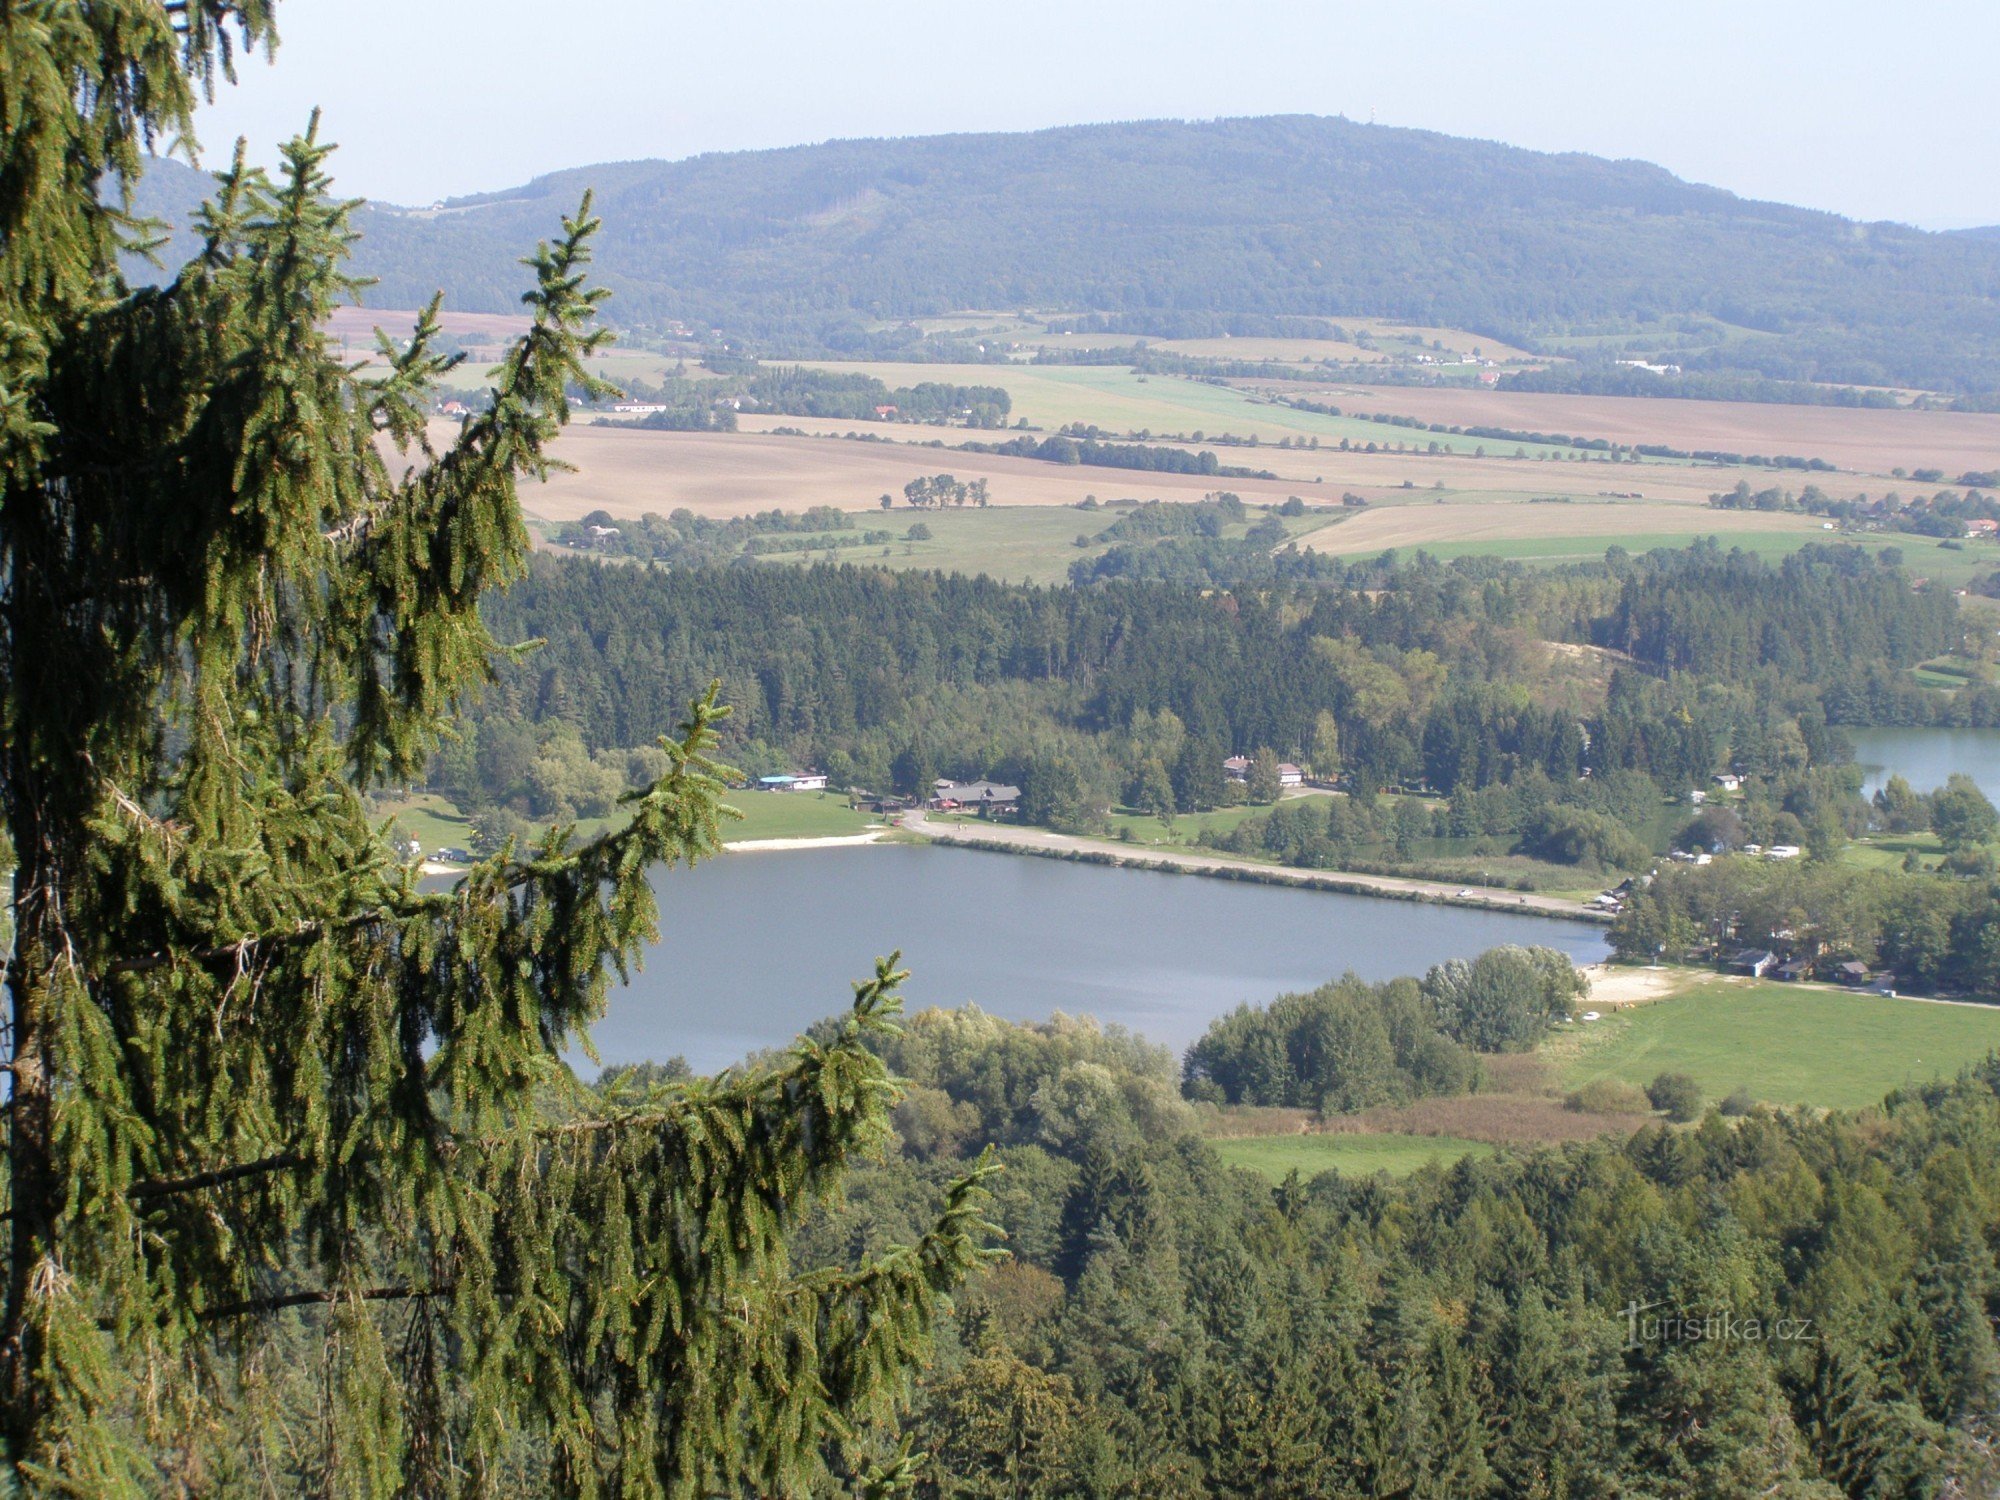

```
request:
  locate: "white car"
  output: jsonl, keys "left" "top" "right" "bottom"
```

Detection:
{"left": 1580, "top": 1011, "right": 1601, "bottom": 1022}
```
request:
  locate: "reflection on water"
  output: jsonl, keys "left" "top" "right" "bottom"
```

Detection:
{"left": 590, "top": 843, "right": 1609, "bottom": 1073}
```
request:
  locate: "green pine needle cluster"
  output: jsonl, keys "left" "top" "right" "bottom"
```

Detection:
{"left": 0, "top": 4, "right": 997, "bottom": 1491}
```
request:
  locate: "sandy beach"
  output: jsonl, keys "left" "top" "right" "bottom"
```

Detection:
{"left": 1579, "top": 963, "right": 1691, "bottom": 1007}
{"left": 723, "top": 831, "right": 888, "bottom": 854}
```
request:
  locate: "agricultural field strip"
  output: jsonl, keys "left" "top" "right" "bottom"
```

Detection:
{"left": 1256, "top": 382, "right": 2000, "bottom": 480}
{"left": 517, "top": 425, "right": 1730, "bottom": 525}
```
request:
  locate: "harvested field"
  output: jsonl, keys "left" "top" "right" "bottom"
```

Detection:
{"left": 1322, "top": 1093, "right": 1643, "bottom": 1146}
{"left": 1294, "top": 501, "right": 1824, "bottom": 556}
{"left": 519, "top": 425, "right": 1340, "bottom": 522}
{"left": 1256, "top": 383, "right": 2000, "bottom": 479}
{"left": 325, "top": 305, "right": 531, "bottom": 344}
{"left": 518, "top": 423, "right": 1730, "bottom": 524}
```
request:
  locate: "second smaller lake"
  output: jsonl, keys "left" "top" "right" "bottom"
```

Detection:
{"left": 1845, "top": 726, "right": 2000, "bottom": 802}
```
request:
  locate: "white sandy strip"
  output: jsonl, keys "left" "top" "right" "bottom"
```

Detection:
{"left": 1579, "top": 963, "right": 1693, "bottom": 1008}
{"left": 419, "top": 859, "right": 464, "bottom": 876}
{"left": 723, "top": 831, "right": 887, "bottom": 853}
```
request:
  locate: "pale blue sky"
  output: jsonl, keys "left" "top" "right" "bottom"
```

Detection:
{"left": 190, "top": 0, "right": 2000, "bottom": 229}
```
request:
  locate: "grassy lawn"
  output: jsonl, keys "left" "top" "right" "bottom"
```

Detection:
{"left": 374, "top": 789, "right": 878, "bottom": 860}
{"left": 721, "top": 791, "right": 880, "bottom": 841}
{"left": 1842, "top": 831, "right": 1942, "bottom": 873}
{"left": 1558, "top": 980, "right": 2000, "bottom": 1111}
{"left": 370, "top": 793, "right": 477, "bottom": 854}
{"left": 1911, "top": 655, "right": 1988, "bottom": 691}
{"left": 1103, "top": 801, "right": 1274, "bottom": 848}
{"left": 1215, "top": 1133, "right": 1496, "bottom": 1181}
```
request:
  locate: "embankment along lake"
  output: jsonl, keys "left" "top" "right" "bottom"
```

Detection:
{"left": 594, "top": 843, "right": 1608, "bottom": 1073}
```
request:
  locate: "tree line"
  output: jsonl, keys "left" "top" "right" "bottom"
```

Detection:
{"left": 791, "top": 994, "right": 2000, "bottom": 1496}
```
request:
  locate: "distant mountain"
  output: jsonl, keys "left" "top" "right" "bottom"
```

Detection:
{"left": 131, "top": 117, "right": 2000, "bottom": 391}
{"left": 1950, "top": 225, "right": 2000, "bottom": 243}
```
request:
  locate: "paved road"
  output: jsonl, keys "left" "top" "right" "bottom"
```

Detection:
{"left": 900, "top": 810, "right": 1606, "bottom": 922}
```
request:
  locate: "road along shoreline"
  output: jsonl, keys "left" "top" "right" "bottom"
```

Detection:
{"left": 899, "top": 810, "right": 1610, "bottom": 925}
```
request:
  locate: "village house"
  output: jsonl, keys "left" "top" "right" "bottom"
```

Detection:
{"left": 929, "top": 778, "right": 1021, "bottom": 816}
{"left": 757, "top": 772, "right": 830, "bottom": 793}
{"left": 1713, "top": 773, "right": 1743, "bottom": 792}
{"left": 1730, "top": 949, "right": 1777, "bottom": 978}
{"left": 1222, "top": 755, "right": 1303, "bottom": 786}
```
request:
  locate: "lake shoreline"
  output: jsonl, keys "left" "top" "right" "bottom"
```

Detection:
{"left": 899, "top": 810, "right": 1611, "bottom": 924}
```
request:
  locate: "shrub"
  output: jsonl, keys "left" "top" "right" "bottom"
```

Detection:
{"left": 1647, "top": 1071, "right": 1704, "bottom": 1123}
{"left": 1718, "top": 1087, "right": 1759, "bottom": 1117}
{"left": 1564, "top": 1079, "right": 1652, "bottom": 1115}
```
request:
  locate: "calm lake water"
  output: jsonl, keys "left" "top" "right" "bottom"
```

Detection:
{"left": 591, "top": 844, "right": 1609, "bottom": 1073}
{"left": 1846, "top": 726, "right": 2000, "bottom": 802}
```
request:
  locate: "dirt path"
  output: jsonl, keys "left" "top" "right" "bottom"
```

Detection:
{"left": 900, "top": 810, "right": 1604, "bottom": 921}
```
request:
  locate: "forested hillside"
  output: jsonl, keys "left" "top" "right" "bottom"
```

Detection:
{"left": 135, "top": 116, "right": 2000, "bottom": 389}
{"left": 439, "top": 544, "right": 1975, "bottom": 886}
{"left": 793, "top": 1009, "right": 2000, "bottom": 1496}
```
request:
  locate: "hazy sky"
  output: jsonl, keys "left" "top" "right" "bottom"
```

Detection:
{"left": 189, "top": 0, "right": 2000, "bottom": 229}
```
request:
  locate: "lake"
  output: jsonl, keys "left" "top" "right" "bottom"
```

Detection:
{"left": 1845, "top": 726, "right": 2000, "bottom": 802}
{"left": 592, "top": 843, "right": 1609, "bottom": 1073}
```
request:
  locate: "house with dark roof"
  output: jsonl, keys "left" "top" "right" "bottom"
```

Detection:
{"left": 1730, "top": 949, "right": 1777, "bottom": 978}
{"left": 930, "top": 779, "right": 1021, "bottom": 816}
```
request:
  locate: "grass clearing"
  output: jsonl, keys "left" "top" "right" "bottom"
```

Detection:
{"left": 369, "top": 793, "right": 476, "bottom": 854}
{"left": 752, "top": 504, "right": 1323, "bottom": 585}
{"left": 1842, "top": 832, "right": 1943, "bottom": 873}
{"left": 786, "top": 506, "right": 1120, "bottom": 586}
{"left": 1557, "top": 979, "right": 2000, "bottom": 1111}
{"left": 1215, "top": 1132, "right": 1496, "bottom": 1180}
{"left": 721, "top": 791, "right": 880, "bottom": 841}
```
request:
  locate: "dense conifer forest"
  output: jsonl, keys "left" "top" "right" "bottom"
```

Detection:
{"left": 795, "top": 1007, "right": 2000, "bottom": 1497}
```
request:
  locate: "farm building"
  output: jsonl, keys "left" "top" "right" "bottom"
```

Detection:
{"left": 1222, "top": 755, "right": 1303, "bottom": 786}
{"left": 1965, "top": 518, "right": 1998, "bottom": 538}
{"left": 757, "top": 772, "right": 830, "bottom": 793}
{"left": 930, "top": 779, "right": 1021, "bottom": 815}
{"left": 1730, "top": 949, "right": 1778, "bottom": 978}
{"left": 1713, "top": 773, "right": 1743, "bottom": 792}
{"left": 1774, "top": 958, "right": 1812, "bottom": 983}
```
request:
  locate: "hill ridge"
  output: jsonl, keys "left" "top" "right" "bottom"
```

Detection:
{"left": 132, "top": 115, "right": 2000, "bottom": 391}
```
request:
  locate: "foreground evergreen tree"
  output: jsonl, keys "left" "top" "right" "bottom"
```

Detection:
{"left": 0, "top": 5, "right": 993, "bottom": 1490}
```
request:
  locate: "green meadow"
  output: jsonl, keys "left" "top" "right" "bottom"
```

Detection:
{"left": 1559, "top": 980, "right": 2000, "bottom": 1111}
{"left": 1214, "top": 1132, "right": 1496, "bottom": 1181}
